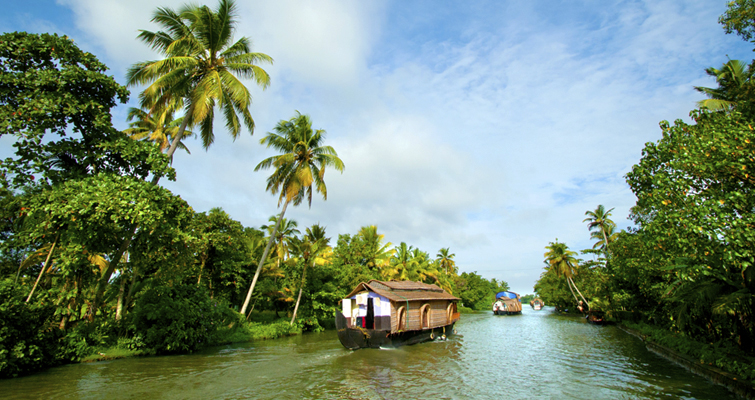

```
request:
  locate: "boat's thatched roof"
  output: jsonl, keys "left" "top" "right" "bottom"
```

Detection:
{"left": 345, "top": 280, "right": 459, "bottom": 302}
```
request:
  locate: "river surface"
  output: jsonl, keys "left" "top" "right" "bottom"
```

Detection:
{"left": 1, "top": 307, "right": 738, "bottom": 399}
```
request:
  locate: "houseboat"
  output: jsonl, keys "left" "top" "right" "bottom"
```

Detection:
{"left": 335, "top": 280, "right": 461, "bottom": 350}
{"left": 530, "top": 298, "right": 544, "bottom": 310}
{"left": 492, "top": 291, "right": 522, "bottom": 315}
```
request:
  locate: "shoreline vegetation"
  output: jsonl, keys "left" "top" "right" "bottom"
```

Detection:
{"left": 81, "top": 311, "right": 303, "bottom": 364}
{"left": 532, "top": 2, "right": 755, "bottom": 394}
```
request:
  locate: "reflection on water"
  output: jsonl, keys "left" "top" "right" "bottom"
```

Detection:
{"left": 0, "top": 308, "right": 736, "bottom": 399}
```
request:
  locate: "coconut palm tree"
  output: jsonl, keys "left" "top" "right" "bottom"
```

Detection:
{"left": 436, "top": 247, "right": 456, "bottom": 275}
{"left": 126, "top": 0, "right": 272, "bottom": 170}
{"left": 590, "top": 224, "right": 619, "bottom": 251}
{"left": 239, "top": 111, "right": 344, "bottom": 315}
{"left": 694, "top": 59, "right": 753, "bottom": 113}
{"left": 544, "top": 240, "right": 588, "bottom": 308}
{"left": 261, "top": 216, "right": 300, "bottom": 271}
{"left": 384, "top": 242, "right": 413, "bottom": 281}
{"left": 289, "top": 224, "right": 330, "bottom": 325}
{"left": 357, "top": 225, "right": 393, "bottom": 272}
{"left": 95, "top": 0, "right": 272, "bottom": 319}
{"left": 583, "top": 205, "right": 615, "bottom": 253}
{"left": 125, "top": 105, "right": 194, "bottom": 159}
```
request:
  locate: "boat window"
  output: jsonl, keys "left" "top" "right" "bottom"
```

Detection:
{"left": 446, "top": 303, "right": 454, "bottom": 323}
{"left": 397, "top": 306, "right": 406, "bottom": 331}
{"left": 420, "top": 303, "right": 431, "bottom": 329}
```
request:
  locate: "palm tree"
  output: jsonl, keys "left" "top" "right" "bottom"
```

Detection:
{"left": 239, "top": 111, "right": 344, "bottom": 315}
{"left": 125, "top": 105, "right": 194, "bottom": 159}
{"left": 126, "top": 0, "right": 273, "bottom": 171}
{"left": 289, "top": 224, "right": 330, "bottom": 325}
{"left": 436, "top": 247, "right": 456, "bottom": 275}
{"left": 357, "top": 225, "right": 393, "bottom": 272}
{"left": 261, "top": 216, "right": 300, "bottom": 271}
{"left": 544, "top": 240, "right": 588, "bottom": 308}
{"left": 590, "top": 224, "right": 619, "bottom": 251}
{"left": 95, "top": 0, "right": 272, "bottom": 319}
{"left": 583, "top": 205, "right": 615, "bottom": 253}
{"left": 384, "top": 242, "right": 412, "bottom": 281}
{"left": 694, "top": 59, "right": 753, "bottom": 113}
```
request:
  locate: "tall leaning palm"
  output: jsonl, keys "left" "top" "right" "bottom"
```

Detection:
{"left": 583, "top": 205, "right": 615, "bottom": 254}
{"left": 544, "top": 241, "right": 588, "bottom": 308}
{"left": 126, "top": 0, "right": 272, "bottom": 176}
{"left": 240, "top": 112, "right": 344, "bottom": 315}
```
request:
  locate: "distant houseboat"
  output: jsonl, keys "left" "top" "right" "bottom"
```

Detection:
{"left": 492, "top": 291, "right": 522, "bottom": 315}
{"left": 335, "top": 280, "right": 461, "bottom": 350}
{"left": 530, "top": 298, "right": 544, "bottom": 310}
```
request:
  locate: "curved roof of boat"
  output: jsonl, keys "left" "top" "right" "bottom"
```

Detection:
{"left": 496, "top": 291, "right": 520, "bottom": 300}
{"left": 346, "top": 280, "right": 460, "bottom": 302}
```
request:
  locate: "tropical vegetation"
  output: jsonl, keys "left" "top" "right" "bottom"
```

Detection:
{"left": 0, "top": 4, "right": 509, "bottom": 378}
{"left": 534, "top": 1, "right": 755, "bottom": 383}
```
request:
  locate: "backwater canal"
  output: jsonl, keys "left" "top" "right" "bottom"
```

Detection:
{"left": 1, "top": 307, "right": 738, "bottom": 399}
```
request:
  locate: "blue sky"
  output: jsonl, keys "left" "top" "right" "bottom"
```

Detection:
{"left": 2, "top": 0, "right": 752, "bottom": 294}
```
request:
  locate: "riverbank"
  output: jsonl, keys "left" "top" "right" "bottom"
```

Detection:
{"left": 80, "top": 313, "right": 302, "bottom": 364}
{"left": 618, "top": 322, "right": 755, "bottom": 400}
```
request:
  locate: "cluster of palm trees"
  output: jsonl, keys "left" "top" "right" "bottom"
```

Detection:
{"left": 118, "top": 0, "right": 461, "bottom": 322}
{"left": 542, "top": 205, "right": 616, "bottom": 309}
{"left": 120, "top": 0, "right": 347, "bottom": 320}
{"left": 228, "top": 217, "right": 458, "bottom": 324}
{"left": 380, "top": 243, "right": 456, "bottom": 292}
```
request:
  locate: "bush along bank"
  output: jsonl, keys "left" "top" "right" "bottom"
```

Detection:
{"left": 0, "top": 280, "right": 302, "bottom": 378}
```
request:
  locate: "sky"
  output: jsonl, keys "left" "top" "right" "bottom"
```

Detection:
{"left": 2, "top": 0, "right": 753, "bottom": 295}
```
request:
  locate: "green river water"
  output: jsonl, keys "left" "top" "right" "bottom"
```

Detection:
{"left": 0, "top": 307, "right": 738, "bottom": 399}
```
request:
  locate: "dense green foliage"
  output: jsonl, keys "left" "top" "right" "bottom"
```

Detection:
{"left": 130, "top": 284, "right": 236, "bottom": 354}
{"left": 533, "top": 1, "right": 755, "bottom": 383}
{"left": 455, "top": 272, "right": 509, "bottom": 310}
{"left": 0, "top": 279, "right": 60, "bottom": 378}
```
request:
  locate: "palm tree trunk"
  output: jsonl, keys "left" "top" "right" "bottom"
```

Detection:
{"left": 246, "top": 300, "right": 256, "bottom": 320}
{"left": 91, "top": 226, "right": 135, "bottom": 321}
{"left": 565, "top": 276, "right": 579, "bottom": 304}
{"left": 569, "top": 277, "right": 589, "bottom": 308}
{"left": 601, "top": 225, "right": 611, "bottom": 255}
{"left": 115, "top": 277, "right": 126, "bottom": 321}
{"left": 26, "top": 235, "right": 58, "bottom": 303}
{"left": 154, "top": 103, "right": 194, "bottom": 184}
{"left": 197, "top": 256, "right": 206, "bottom": 284}
{"left": 123, "top": 263, "right": 139, "bottom": 315}
{"left": 240, "top": 199, "right": 289, "bottom": 315}
{"left": 290, "top": 259, "right": 313, "bottom": 325}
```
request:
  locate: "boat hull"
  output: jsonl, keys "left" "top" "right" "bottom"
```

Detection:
{"left": 335, "top": 311, "right": 456, "bottom": 349}
{"left": 493, "top": 310, "right": 521, "bottom": 315}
